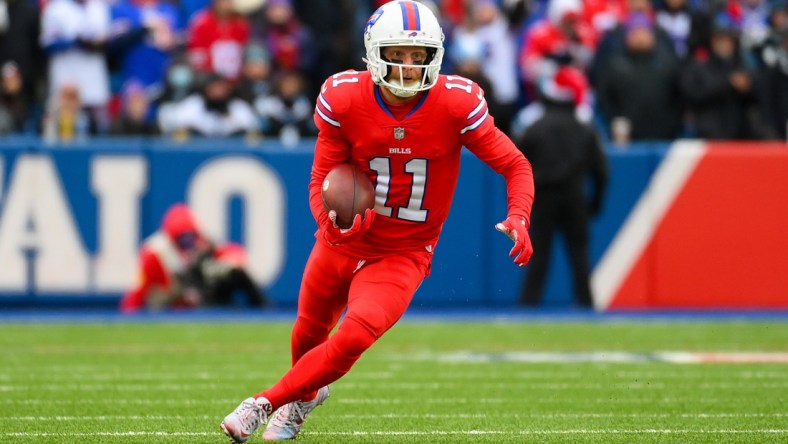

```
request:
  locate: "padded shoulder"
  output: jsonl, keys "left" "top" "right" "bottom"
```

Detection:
{"left": 315, "top": 70, "right": 368, "bottom": 127}
{"left": 436, "top": 75, "right": 490, "bottom": 135}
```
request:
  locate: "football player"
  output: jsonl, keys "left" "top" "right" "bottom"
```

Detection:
{"left": 221, "top": 1, "right": 535, "bottom": 441}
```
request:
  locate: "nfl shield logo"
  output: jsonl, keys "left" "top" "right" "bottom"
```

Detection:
{"left": 394, "top": 127, "right": 405, "bottom": 140}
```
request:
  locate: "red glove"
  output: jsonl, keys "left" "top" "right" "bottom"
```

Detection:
{"left": 323, "top": 208, "right": 376, "bottom": 245}
{"left": 495, "top": 216, "right": 533, "bottom": 267}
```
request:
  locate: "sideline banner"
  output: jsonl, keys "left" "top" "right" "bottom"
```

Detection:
{"left": 1, "top": 138, "right": 786, "bottom": 309}
{"left": 592, "top": 141, "right": 788, "bottom": 310}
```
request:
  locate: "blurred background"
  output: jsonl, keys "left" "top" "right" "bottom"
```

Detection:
{"left": 0, "top": 0, "right": 787, "bottom": 313}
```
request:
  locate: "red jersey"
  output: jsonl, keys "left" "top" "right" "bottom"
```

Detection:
{"left": 186, "top": 10, "right": 250, "bottom": 80}
{"left": 311, "top": 70, "right": 534, "bottom": 258}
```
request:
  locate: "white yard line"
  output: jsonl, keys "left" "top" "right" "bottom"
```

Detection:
{"left": 2, "top": 413, "right": 786, "bottom": 421}
{"left": 308, "top": 429, "right": 788, "bottom": 436}
{"left": 0, "top": 397, "right": 766, "bottom": 405}
{"left": 5, "top": 429, "right": 788, "bottom": 438}
{"left": 5, "top": 380, "right": 788, "bottom": 392}
{"left": 424, "top": 350, "right": 788, "bottom": 364}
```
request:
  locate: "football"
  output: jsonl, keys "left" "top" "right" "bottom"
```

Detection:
{"left": 321, "top": 164, "right": 376, "bottom": 229}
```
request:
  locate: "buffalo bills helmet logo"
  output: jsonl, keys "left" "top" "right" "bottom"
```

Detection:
{"left": 365, "top": 8, "right": 384, "bottom": 34}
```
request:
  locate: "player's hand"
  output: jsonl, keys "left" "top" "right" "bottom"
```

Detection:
{"left": 323, "top": 208, "right": 376, "bottom": 245}
{"left": 495, "top": 216, "right": 533, "bottom": 267}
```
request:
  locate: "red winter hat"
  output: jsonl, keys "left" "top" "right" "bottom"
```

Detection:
{"left": 161, "top": 203, "right": 202, "bottom": 249}
{"left": 538, "top": 66, "right": 589, "bottom": 106}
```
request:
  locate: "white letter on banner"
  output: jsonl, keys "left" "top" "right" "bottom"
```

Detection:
{"left": 0, "top": 154, "right": 89, "bottom": 292}
{"left": 92, "top": 156, "right": 147, "bottom": 291}
{"left": 187, "top": 156, "right": 284, "bottom": 286}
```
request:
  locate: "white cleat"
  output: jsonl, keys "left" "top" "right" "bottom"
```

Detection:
{"left": 221, "top": 396, "right": 273, "bottom": 443}
{"left": 263, "top": 386, "right": 330, "bottom": 440}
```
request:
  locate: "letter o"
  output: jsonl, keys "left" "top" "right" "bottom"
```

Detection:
{"left": 187, "top": 155, "right": 284, "bottom": 286}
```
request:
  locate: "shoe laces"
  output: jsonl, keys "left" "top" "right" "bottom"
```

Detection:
{"left": 273, "top": 401, "right": 307, "bottom": 428}
{"left": 237, "top": 399, "right": 266, "bottom": 431}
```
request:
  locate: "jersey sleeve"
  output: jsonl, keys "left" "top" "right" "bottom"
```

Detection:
{"left": 313, "top": 70, "right": 358, "bottom": 134}
{"left": 309, "top": 73, "right": 356, "bottom": 228}
{"left": 445, "top": 78, "right": 496, "bottom": 147}
{"left": 450, "top": 80, "right": 535, "bottom": 223}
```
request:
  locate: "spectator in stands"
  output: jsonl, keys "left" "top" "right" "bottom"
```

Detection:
{"left": 519, "top": 0, "right": 597, "bottom": 98}
{"left": 258, "top": 0, "right": 314, "bottom": 76}
{"left": 583, "top": 0, "right": 628, "bottom": 40}
{"left": 41, "top": 0, "right": 112, "bottom": 135}
{"left": 769, "top": 0, "right": 788, "bottom": 30}
{"left": 0, "top": 61, "right": 32, "bottom": 134}
{"left": 235, "top": 41, "right": 273, "bottom": 107}
{"left": 107, "top": 0, "right": 183, "bottom": 91}
{"left": 513, "top": 66, "right": 608, "bottom": 308}
{"left": 187, "top": 0, "right": 250, "bottom": 81}
{"left": 686, "top": 0, "right": 730, "bottom": 56}
{"left": 448, "top": 33, "right": 496, "bottom": 104}
{"left": 502, "top": 0, "right": 534, "bottom": 31}
{"left": 164, "top": 72, "right": 258, "bottom": 138}
{"left": 590, "top": 0, "right": 676, "bottom": 85}
{"left": 680, "top": 12, "right": 767, "bottom": 139}
{"left": 110, "top": 80, "right": 160, "bottom": 135}
{"left": 156, "top": 54, "right": 194, "bottom": 103}
{"left": 655, "top": 0, "right": 700, "bottom": 59}
{"left": 41, "top": 83, "right": 92, "bottom": 142}
{"left": 596, "top": 12, "right": 684, "bottom": 141}
{"left": 286, "top": 0, "right": 356, "bottom": 101}
{"left": 0, "top": 0, "right": 43, "bottom": 118}
{"left": 454, "top": 0, "right": 520, "bottom": 135}
{"left": 753, "top": 0, "right": 788, "bottom": 65}
{"left": 758, "top": 26, "right": 788, "bottom": 139}
{"left": 254, "top": 70, "right": 315, "bottom": 146}
{"left": 120, "top": 203, "right": 269, "bottom": 313}
{"left": 155, "top": 54, "right": 196, "bottom": 134}
{"left": 178, "top": 0, "right": 211, "bottom": 27}
{"left": 737, "top": 0, "right": 772, "bottom": 61}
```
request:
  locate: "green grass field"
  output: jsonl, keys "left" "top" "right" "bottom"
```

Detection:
{"left": 0, "top": 318, "right": 786, "bottom": 443}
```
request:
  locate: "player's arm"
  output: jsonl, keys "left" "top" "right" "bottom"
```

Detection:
{"left": 308, "top": 74, "right": 375, "bottom": 244}
{"left": 465, "top": 128, "right": 534, "bottom": 224}
{"left": 457, "top": 81, "right": 534, "bottom": 223}
{"left": 308, "top": 131, "right": 351, "bottom": 229}
{"left": 457, "top": 81, "right": 535, "bottom": 266}
{"left": 309, "top": 76, "right": 353, "bottom": 229}
{"left": 468, "top": 128, "right": 535, "bottom": 267}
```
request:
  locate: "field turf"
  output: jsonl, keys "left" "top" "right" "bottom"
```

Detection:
{"left": 0, "top": 317, "right": 786, "bottom": 443}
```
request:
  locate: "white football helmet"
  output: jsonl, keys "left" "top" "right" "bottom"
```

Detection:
{"left": 363, "top": 1, "right": 445, "bottom": 98}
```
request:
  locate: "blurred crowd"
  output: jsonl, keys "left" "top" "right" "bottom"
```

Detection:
{"left": 0, "top": 0, "right": 787, "bottom": 145}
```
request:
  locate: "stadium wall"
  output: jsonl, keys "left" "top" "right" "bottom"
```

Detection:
{"left": 0, "top": 137, "right": 785, "bottom": 310}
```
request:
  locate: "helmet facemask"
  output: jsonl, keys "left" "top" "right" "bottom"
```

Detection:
{"left": 363, "top": 1, "right": 445, "bottom": 98}
{"left": 370, "top": 45, "right": 441, "bottom": 97}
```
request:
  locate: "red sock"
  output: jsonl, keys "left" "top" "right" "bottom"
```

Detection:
{"left": 256, "top": 315, "right": 378, "bottom": 409}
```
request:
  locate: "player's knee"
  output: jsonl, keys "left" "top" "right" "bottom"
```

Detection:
{"left": 324, "top": 301, "right": 398, "bottom": 372}
{"left": 329, "top": 316, "right": 379, "bottom": 364}
{"left": 345, "top": 300, "right": 394, "bottom": 337}
{"left": 294, "top": 315, "right": 333, "bottom": 341}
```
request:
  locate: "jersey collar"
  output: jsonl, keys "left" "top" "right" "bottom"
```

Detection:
{"left": 373, "top": 85, "right": 430, "bottom": 121}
